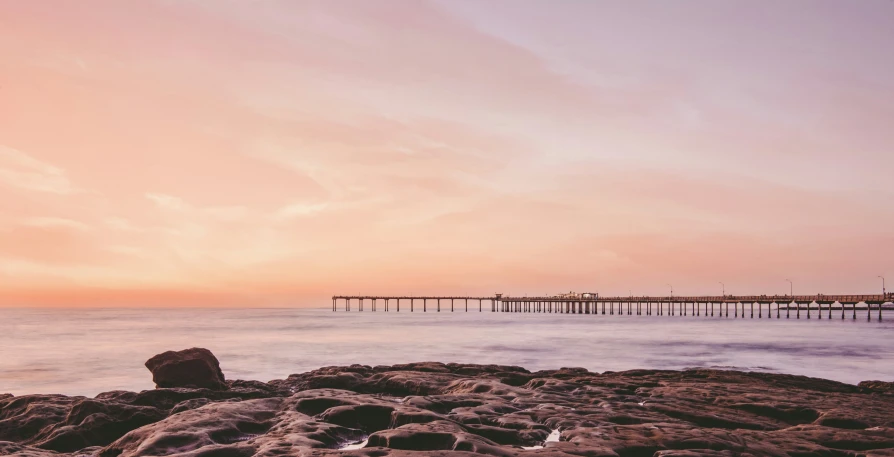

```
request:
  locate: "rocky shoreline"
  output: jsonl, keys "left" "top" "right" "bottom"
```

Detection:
{"left": 2, "top": 348, "right": 893, "bottom": 457}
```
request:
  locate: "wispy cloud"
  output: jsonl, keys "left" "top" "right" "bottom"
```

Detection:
{"left": 145, "top": 193, "right": 190, "bottom": 211}
{"left": 103, "top": 245, "right": 148, "bottom": 257}
{"left": 20, "top": 217, "right": 90, "bottom": 231}
{"left": 104, "top": 217, "right": 142, "bottom": 232}
{"left": 0, "top": 145, "right": 74, "bottom": 194}
{"left": 275, "top": 202, "right": 329, "bottom": 220}
{"left": 203, "top": 206, "right": 249, "bottom": 222}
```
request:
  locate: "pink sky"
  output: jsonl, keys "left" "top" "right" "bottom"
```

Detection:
{"left": 1, "top": 1, "right": 892, "bottom": 307}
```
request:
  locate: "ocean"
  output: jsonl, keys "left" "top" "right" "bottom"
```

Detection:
{"left": 1, "top": 307, "right": 892, "bottom": 397}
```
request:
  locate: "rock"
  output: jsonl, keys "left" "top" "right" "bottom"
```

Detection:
{"left": 225, "top": 379, "right": 284, "bottom": 395}
{"left": 5, "top": 362, "right": 894, "bottom": 457}
{"left": 0, "top": 442, "right": 61, "bottom": 457}
{"left": 169, "top": 398, "right": 211, "bottom": 415}
{"left": 766, "top": 424, "right": 894, "bottom": 452}
{"left": 317, "top": 403, "right": 395, "bottom": 432}
{"left": 814, "top": 409, "right": 871, "bottom": 429}
{"left": 94, "top": 391, "right": 139, "bottom": 404}
{"left": 0, "top": 394, "right": 77, "bottom": 443}
{"left": 35, "top": 399, "right": 166, "bottom": 452}
{"left": 366, "top": 420, "right": 511, "bottom": 455}
{"left": 292, "top": 389, "right": 358, "bottom": 416}
{"left": 98, "top": 398, "right": 281, "bottom": 457}
{"left": 144, "top": 348, "right": 227, "bottom": 390}
{"left": 0, "top": 394, "right": 166, "bottom": 453}
{"left": 654, "top": 451, "right": 756, "bottom": 457}
{"left": 463, "top": 423, "right": 529, "bottom": 446}
{"left": 129, "top": 386, "right": 273, "bottom": 410}
{"left": 860, "top": 380, "right": 894, "bottom": 395}
{"left": 99, "top": 397, "right": 364, "bottom": 457}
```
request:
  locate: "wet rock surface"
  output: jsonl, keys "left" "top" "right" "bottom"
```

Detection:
{"left": 2, "top": 354, "right": 894, "bottom": 457}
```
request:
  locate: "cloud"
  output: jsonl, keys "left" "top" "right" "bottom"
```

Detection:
{"left": 20, "top": 217, "right": 90, "bottom": 231}
{"left": 103, "top": 245, "right": 148, "bottom": 257}
{"left": 74, "top": 56, "right": 87, "bottom": 71}
{"left": 203, "top": 206, "right": 248, "bottom": 222}
{"left": 144, "top": 195, "right": 250, "bottom": 223}
{"left": 104, "top": 217, "right": 143, "bottom": 232}
{"left": 275, "top": 202, "right": 329, "bottom": 220}
{"left": 0, "top": 145, "right": 74, "bottom": 194}
{"left": 145, "top": 193, "right": 189, "bottom": 211}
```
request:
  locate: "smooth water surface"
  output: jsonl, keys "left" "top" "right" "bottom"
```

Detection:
{"left": 1, "top": 307, "right": 892, "bottom": 396}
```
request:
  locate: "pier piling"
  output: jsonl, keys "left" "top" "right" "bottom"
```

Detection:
{"left": 329, "top": 294, "right": 890, "bottom": 323}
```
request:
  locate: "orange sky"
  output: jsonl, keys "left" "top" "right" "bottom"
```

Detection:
{"left": 1, "top": 1, "right": 892, "bottom": 307}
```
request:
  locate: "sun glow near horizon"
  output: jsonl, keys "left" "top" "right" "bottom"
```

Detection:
{"left": 1, "top": 1, "right": 893, "bottom": 307}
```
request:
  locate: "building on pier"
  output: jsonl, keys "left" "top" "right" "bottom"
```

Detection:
{"left": 555, "top": 291, "right": 598, "bottom": 299}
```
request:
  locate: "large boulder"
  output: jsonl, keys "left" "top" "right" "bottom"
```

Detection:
{"left": 144, "top": 348, "right": 226, "bottom": 390}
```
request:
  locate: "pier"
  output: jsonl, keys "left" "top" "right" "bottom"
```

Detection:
{"left": 332, "top": 294, "right": 892, "bottom": 321}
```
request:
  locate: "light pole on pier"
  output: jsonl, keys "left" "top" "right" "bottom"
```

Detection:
{"left": 719, "top": 282, "right": 725, "bottom": 297}
{"left": 880, "top": 276, "right": 886, "bottom": 297}
{"left": 666, "top": 284, "right": 673, "bottom": 298}
{"left": 786, "top": 279, "right": 793, "bottom": 297}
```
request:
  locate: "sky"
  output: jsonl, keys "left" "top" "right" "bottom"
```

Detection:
{"left": 1, "top": 1, "right": 892, "bottom": 307}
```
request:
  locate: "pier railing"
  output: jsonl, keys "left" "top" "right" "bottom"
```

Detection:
{"left": 331, "top": 294, "right": 891, "bottom": 321}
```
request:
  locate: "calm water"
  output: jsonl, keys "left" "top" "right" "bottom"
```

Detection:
{"left": 1, "top": 307, "right": 892, "bottom": 397}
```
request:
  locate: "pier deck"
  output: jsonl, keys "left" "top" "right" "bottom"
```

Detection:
{"left": 331, "top": 294, "right": 892, "bottom": 320}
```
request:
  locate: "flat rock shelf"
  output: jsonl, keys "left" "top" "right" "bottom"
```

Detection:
{"left": 2, "top": 350, "right": 894, "bottom": 457}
